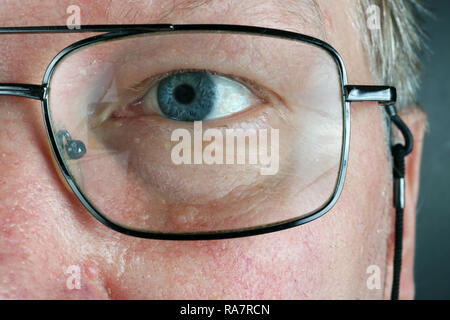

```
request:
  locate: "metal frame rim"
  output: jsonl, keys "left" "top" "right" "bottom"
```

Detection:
{"left": 39, "top": 24, "right": 351, "bottom": 240}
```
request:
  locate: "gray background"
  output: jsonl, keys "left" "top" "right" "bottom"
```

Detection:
{"left": 415, "top": 0, "right": 450, "bottom": 300}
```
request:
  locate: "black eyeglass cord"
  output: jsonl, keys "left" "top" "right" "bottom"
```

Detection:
{"left": 385, "top": 105, "right": 414, "bottom": 300}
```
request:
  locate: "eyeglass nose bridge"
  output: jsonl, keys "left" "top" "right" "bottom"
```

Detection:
{"left": 0, "top": 83, "right": 45, "bottom": 100}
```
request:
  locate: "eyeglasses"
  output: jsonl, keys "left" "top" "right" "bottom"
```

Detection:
{"left": 0, "top": 24, "right": 410, "bottom": 241}
{"left": 0, "top": 24, "right": 414, "bottom": 300}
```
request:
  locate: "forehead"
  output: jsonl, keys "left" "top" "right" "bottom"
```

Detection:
{"left": 1, "top": 0, "right": 325, "bottom": 38}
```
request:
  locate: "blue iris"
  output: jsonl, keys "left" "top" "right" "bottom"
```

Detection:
{"left": 157, "top": 72, "right": 217, "bottom": 121}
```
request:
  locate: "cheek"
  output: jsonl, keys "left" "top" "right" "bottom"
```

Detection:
{"left": 0, "top": 98, "right": 110, "bottom": 298}
{"left": 100, "top": 227, "right": 332, "bottom": 299}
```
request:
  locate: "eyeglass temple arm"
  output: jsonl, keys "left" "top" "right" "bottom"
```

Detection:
{"left": 344, "top": 85, "right": 397, "bottom": 104}
{"left": 0, "top": 84, "right": 44, "bottom": 100}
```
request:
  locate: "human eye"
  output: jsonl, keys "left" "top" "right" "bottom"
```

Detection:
{"left": 140, "top": 70, "right": 261, "bottom": 122}
{"left": 99, "top": 69, "right": 266, "bottom": 126}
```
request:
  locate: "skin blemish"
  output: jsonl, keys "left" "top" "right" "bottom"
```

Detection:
{"left": 72, "top": 261, "right": 111, "bottom": 299}
{"left": 171, "top": 206, "right": 201, "bottom": 227}
{"left": 83, "top": 261, "right": 100, "bottom": 281}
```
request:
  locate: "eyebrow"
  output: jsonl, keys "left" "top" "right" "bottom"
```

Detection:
{"left": 109, "top": 0, "right": 325, "bottom": 37}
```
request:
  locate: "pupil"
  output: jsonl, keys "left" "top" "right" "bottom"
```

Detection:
{"left": 173, "top": 84, "right": 196, "bottom": 105}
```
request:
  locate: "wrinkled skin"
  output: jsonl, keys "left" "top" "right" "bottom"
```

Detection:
{"left": 0, "top": 0, "right": 426, "bottom": 299}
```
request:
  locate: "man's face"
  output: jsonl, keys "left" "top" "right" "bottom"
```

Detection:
{"left": 0, "top": 0, "right": 424, "bottom": 299}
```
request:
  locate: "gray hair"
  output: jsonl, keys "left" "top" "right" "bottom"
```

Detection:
{"left": 356, "top": 0, "right": 429, "bottom": 109}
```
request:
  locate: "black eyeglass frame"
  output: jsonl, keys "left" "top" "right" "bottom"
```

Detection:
{"left": 0, "top": 24, "right": 398, "bottom": 241}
